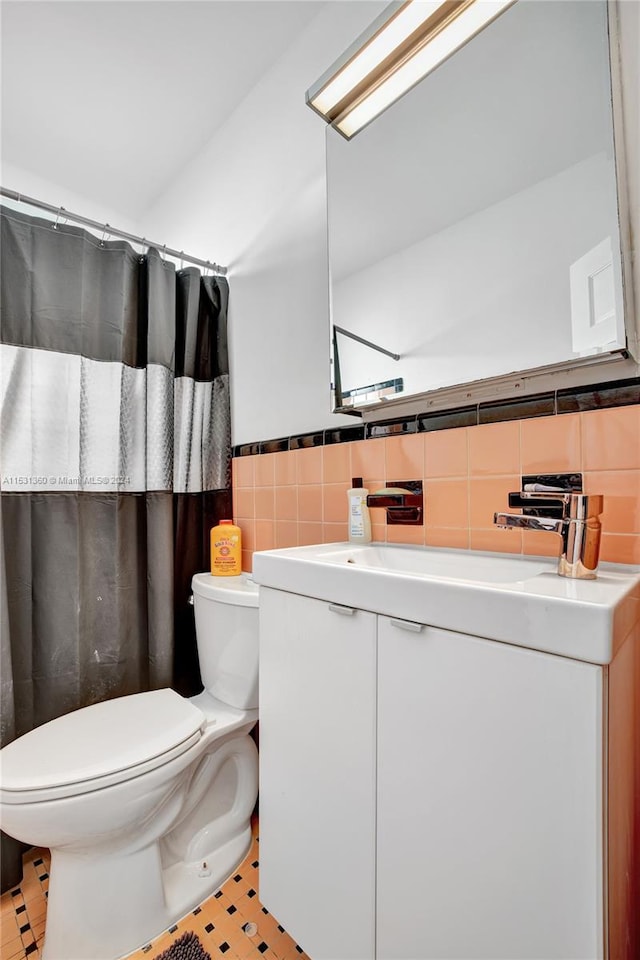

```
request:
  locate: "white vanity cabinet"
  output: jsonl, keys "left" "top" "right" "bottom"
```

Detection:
{"left": 255, "top": 544, "right": 640, "bottom": 960}
{"left": 260, "top": 592, "right": 603, "bottom": 960}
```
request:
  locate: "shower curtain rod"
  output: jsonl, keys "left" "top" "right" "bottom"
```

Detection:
{"left": 0, "top": 186, "right": 227, "bottom": 276}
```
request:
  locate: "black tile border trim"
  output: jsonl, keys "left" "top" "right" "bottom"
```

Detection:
{"left": 232, "top": 377, "right": 640, "bottom": 456}
{"left": 418, "top": 405, "right": 478, "bottom": 433}
{"left": 367, "top": 416, "right": 418, "bottom": 438}
{"left": 324, "top": 425, "right": 365, "bottom": 445}
{"left": 258, "top": 436, "right": 289, "bottom": 454}
{"left": 478, "top": 393, "right": 556, "bottom": 424}
{"left": 289, "top": 431, "right": 325, "bottom": 450}
{"left": 556, "top": 377, "right": 640, "bottom": 413}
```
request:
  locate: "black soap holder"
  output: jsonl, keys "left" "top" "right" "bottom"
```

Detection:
{"left": 366, "top": 479, "right": 423, "bottom": 525}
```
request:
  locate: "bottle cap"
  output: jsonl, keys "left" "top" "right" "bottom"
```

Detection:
{"left": 352, "top": 477, "right": 363, "bottom": 488}
{"left": 219, "top": 519, "right": 233, "bottom": 525}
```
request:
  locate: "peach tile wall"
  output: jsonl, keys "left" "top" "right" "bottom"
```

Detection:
{"left": 233, "top": 405, "right": 640, "bottom": 571}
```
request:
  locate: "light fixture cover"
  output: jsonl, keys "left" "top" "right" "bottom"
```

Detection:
{"left": 306, "top": 0, "right": 516, "bottom": 139}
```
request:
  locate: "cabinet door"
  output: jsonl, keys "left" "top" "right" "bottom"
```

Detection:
{"left": 377, "top": 618, "right": 603, "bottom": 960}
{"left": 259, "top": 588, "right": 377, "bottom": 960}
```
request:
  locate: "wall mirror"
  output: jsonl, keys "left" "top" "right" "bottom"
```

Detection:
{"left": 327, "top": 0, "right": 629, "bottom": 413}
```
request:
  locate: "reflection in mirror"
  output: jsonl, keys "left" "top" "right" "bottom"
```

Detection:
{"left": 328, "top": 0, "right": 627, "bottom": 412}
{"left": 332, "top": 324, "right": 403, "bottom": 406}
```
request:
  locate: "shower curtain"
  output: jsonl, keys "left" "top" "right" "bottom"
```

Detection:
{"left": 0, "top": 205, "right": 232, "bottom": 891}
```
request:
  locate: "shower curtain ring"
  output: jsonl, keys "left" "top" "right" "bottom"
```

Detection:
{"left": 99, "top": 223, "right": 110, "bottom": 247}
{"left": 139, "top": 238, "right": 146, "bottom": 263}
{"left": 53, "top": 206, "right": 65, "bottom": 230}
{"left": 180, "top": 251, "right": 184, "bottom": 271}
{"left": 161, "top": 244, "right": 167, "bottom": 266}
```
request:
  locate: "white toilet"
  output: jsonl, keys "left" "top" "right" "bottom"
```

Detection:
{"left": 0, "top": 573, "right": 260, "bottom": 960}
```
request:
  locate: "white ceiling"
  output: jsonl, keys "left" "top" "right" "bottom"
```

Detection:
{"left": 1, "top": 0, "right": 325, "bottom": 218}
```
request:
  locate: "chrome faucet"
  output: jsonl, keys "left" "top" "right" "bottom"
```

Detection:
{"left": 367, "top": 480, "right": 423, "bottom": 525}
{"left": 494, "top": 491, "right": 604, "bottom": 579}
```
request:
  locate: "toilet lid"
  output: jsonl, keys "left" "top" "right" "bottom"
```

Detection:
{"left": 0, "top": 689, "right": 205, "bottom": 794}
{"left": 192, "top": 572, "right": 259, "bottom": 607}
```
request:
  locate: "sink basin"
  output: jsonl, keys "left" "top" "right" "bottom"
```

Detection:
{"left": 252, "top": 542, "right": 640, "bottom": 665}
{"left": 313, "top": 543, "right": 550, "bottom": 583}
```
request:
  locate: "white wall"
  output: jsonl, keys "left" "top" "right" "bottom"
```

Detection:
{"left": 0, "top": 161, "right": 140, "bottom": 235}
{"left": 141, "top": 1, "right": 385, "bottom": 446}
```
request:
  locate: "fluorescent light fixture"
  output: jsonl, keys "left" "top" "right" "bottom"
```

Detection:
{"left": 306, "top": 0, "right": 517, "bottom": 140}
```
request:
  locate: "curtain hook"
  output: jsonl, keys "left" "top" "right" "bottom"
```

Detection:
{"left": 99, "top": 223, "right": 110, "bottom": 247}
{"left": 161, "top": 244, "right": 167, "bottom": 266}
{"left": 139, "top": 237, "right": 146, "bottom": 263}
{"left": 52, "top": 205, "right": 65, "bottom": 230}
{"left": 180, "top": 251, "right": 184, "bottom": 272}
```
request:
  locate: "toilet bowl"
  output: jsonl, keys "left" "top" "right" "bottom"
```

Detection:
{"left": 0, "top": 573, "right": 260, "bottom": 960}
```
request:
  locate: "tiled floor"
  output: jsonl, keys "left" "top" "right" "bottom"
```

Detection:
{"left": 0, "top": 850, "right": 48, "bottom": 958}
{"left": 0, "top": 818, "right": 310, "bottom": 960}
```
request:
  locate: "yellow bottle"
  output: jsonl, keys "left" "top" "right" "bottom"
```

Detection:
{"left": 210, "top": 520, "right": 242, "bottom": 576}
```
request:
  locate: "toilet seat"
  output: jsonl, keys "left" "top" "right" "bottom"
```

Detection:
{"left": 0, "top": 689, "right": 206, "bottom": 804}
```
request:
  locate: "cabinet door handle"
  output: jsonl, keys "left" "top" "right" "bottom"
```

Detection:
{"left": 389, "top": 618, "right": 423, "bottom": 633}
{"left": 328, "top": 603, "right": 356, "bottom": 616}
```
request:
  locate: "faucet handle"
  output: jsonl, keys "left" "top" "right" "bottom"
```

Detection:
{"left": 508, "top": 490, "right": 603, "bottom": 520}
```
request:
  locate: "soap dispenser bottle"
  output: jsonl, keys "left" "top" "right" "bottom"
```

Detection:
{"left": 347, "top": 477, "right": 372, "bottom": 544}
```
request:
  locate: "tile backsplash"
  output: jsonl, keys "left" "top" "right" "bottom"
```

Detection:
{"left": 233, "top": 404, "right": 640, "bottom": 571}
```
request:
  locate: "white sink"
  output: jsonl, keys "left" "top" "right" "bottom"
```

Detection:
{"left": 311, "top": 543, "right": 550, "bottom": 583}
{"left": 252, "top": 542, "right": 640, "bottom": 665}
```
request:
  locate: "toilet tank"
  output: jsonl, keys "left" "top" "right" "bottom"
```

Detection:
{"left": 191, "top": 573, "right": 259, "bottom": 710}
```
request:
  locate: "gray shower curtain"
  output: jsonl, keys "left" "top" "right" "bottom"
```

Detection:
{"left": 0, "top": 205, "right": 232, "bottom": 891}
